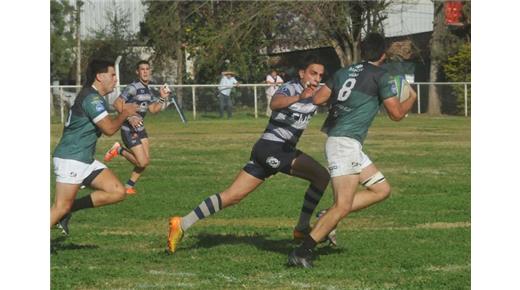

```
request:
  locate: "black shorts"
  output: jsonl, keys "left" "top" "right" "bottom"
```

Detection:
{"left": 243, "top": 139, "right": 302, "bottom": 180}
{"left": 121, "top": 128, "right": 149, "bottom": 149}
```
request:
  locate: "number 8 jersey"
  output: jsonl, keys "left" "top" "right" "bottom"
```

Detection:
{"left": 322, "top": 62, "right": 396, "bottom": 144}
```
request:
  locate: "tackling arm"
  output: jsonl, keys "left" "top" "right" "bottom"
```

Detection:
{"left": 270, "top": 85, "right": 317, "bottom": 110}
{"left": 312, "top": 85, "right": 332, "bottom": 106}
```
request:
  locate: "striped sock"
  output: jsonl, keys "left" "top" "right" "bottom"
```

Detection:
{"left": 296, "top": 184, "right": 324, "bottom": 231}
{"left": 181, "top": 193, "right": 222, "bottom": 231}
{"left": 126, "top": 179, "right": 136, "bottom": 188}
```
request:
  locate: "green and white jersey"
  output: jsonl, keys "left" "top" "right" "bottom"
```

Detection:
{"left": 322, "top": 62, "right": 396, "bottom": 144}
{"left": 53, "top": 86, "right": 109, "bottom": 163}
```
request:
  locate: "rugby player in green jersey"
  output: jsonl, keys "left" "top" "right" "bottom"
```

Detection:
{"left": 288, "top": 33, "right": 418, "bottom": 268}
{"left": 51, "top": 59, "right": 138, "bottom": 235}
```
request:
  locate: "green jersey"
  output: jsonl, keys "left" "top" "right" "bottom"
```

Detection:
{"left": 322, "top": 62, "right": 396, "bottom": 144}
{"left": 53, "top": 86, "right": 109, "bottom": 163}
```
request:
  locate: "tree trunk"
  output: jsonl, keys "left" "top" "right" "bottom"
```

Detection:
{"left": 174, "top": 3, "right": 184, "bottom": 108}
{"left": 331, "top": 39, "right": 348, "bottom": 67}
{"left": 428, "top": 59, "right": 442, "bottom": 115}
{"left": 75, "top": 1, "right": 83, "bottom": 91}
{"left": 352, "top": 39, "right": 361, "bottom": 64}
{"left": 427, "top": 1, "right": 443, "bottom": 115}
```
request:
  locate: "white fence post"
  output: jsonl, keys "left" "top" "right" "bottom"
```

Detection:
{"left": 254, "top": 85, "right": 258, "bottom": 119}
{"left": 60, "top": 88, "right": 65, "bottom": 124}
{"left": 417, "top": 84, "right": 421, "bottom": 114}
{"left": 464, "top": 84, "right": 468, "bottom": 117}
{"left": 192, "top": 86, "right": 196, "bottom": 120}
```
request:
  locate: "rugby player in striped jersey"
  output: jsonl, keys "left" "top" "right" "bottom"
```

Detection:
{"left": 167, "top": 55, "right": 331, "bottom": 254}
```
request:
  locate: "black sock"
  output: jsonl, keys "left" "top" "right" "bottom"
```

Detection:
{"left": 296, "top": 235, "right": 317, "bottom": 257}
{"left": 70, "top": 194, "right": 94, "bottom": 212}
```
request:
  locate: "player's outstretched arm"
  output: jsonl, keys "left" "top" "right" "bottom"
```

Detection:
{"left": 96, "top": 103, "right": 139, "bottom": 136}
{"left": 312, "top": 85, "right": 332, "bottom": 106}
{"left": 270, "top": 82, "right": 318, "bottom": 110}
{"left": 383, "top": 88, "right": 417, "bottom": 121}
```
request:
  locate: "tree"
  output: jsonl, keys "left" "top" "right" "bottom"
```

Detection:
{"left": 50, "top": 0, "right": 75, "bottom": 83}
{"left": 443, "top": 42, "right": 470, "bottom": 115}
{"left": 293, "top": 1, "right": 389, "bottom": 67}
{"left": 428, "top": 1, "right": 468, "bottom": 115}
{"left": 142, "top": 1, "right": 274, "bottom": 84}
{"left": 140, "top": 1, "right": 391, "bottom": 85}
{"left": 82, "top": 5, "right": 141, "bottom": 84}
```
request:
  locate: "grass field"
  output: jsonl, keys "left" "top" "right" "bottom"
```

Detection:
{"left": 50, "top": 111, "right": 470, "bottom": 289}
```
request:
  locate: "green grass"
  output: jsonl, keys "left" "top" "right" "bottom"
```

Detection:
{"left": 51, "top": 111, "right": 470, "bottom": 289}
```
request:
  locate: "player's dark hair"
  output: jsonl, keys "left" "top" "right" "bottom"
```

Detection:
{"left": 361, "top": 33, "right": 387, "bottom": 62}
{"left": 136, "top": 60, "right": 150, "bottom": 70}
{"left": 85, "top": 59, "right": 115, "bottom": 87}
{"left": 298, "top": 54, "right": 325, "bottom": 71}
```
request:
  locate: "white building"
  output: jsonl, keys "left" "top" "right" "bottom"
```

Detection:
{"left": 70, "top": 0, "right": 145, "bottom": 38}
{"left": 71, "top": 0, "right": 433, "bottom": 39}
{"left": 383, "top": 0, "right": 433, "bottom": 37}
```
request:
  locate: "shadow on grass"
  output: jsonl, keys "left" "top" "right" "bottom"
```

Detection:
{"left": 51, "top": 236, "right": 99, "bottom": 254}
{"left": 186, "top": 233, "right": 344, "bottom": 256}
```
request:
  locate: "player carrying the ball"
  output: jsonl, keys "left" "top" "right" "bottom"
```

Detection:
{"left": 288, "top": 33, "right": 418, "bottom": 268}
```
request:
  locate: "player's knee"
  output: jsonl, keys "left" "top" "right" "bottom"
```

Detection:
{"left": 379, "top": 183, "right": 391, "bottom": 200}
{"left": 112, "top": 183, "right": 126, "bottom": 201}
{"left": 136, "top": 159, "right": 149, "bottom": 168}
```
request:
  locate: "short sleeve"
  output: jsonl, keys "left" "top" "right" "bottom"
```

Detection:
{"left": 83, "top": 94, "right": 108, "bottom": 123}
{"left": 120, "top": 84, "right": 137, "bottom": 102}
{"left": 378, "top": 72, "right": 397, "bottom": 101}
{"left": 275, "top": 83, "right": 293, "bottom": 96}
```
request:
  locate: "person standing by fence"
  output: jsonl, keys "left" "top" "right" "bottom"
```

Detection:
{"left": 265, "top": 69, "right": 284, "bottom": 117}
{"left": 217, "top": 71, "right": 239, "bottom": 118}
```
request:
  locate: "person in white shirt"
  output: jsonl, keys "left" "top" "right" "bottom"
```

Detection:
{"left": 265, "top": 69, "right": 284, "bottom": 117}
{"left": 217, "top": 71, "right": 239, "bottom": 118}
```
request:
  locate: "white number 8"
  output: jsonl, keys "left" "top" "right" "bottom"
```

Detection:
{"left": 65, "top": 110, "right": 72, "bottom": 127}
{"left": 337, "top": 78, "right": 357, "bottom": 101}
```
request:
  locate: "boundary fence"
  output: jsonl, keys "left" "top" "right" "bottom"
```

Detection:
{"left": 50, "top": 82, "right": 471, "bottom": 123}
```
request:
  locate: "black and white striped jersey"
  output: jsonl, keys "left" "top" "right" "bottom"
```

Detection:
{"left": 260, "top": 79, "right": 318, "bottom": 146}
{"left": 120, "top": 80, "right": 159, "bottom": 132}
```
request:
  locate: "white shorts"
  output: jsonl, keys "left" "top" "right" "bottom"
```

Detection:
{"left": 53, "top": 157, "right": 107, "bottom": 184}
{"left": 325, "top": 137, "right": 372, "bottom": 177}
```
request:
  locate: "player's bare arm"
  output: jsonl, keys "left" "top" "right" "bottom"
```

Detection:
{"left": 113, "top": 97, "right": 124, "bottom": 113}
{"left": 383, "top": 87, "right": 417, "bottom": 121}
{"left": 96, "top": 102, "right": 139, "bottom": 136}
{"left": 113, "top": 97, "right": 142, "bottom": 128}
{"left": 312, "top": 84, "right": 332, "bottom": 106}
{"left": 148, "top": 84, "right": 171, "bottom": 114}
{"left": 270, "top": 84, "right": 317, "bottom": 110}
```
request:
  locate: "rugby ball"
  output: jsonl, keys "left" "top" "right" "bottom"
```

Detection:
{"left": 393, "top": 75, "right": 411, "bottom": 102}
